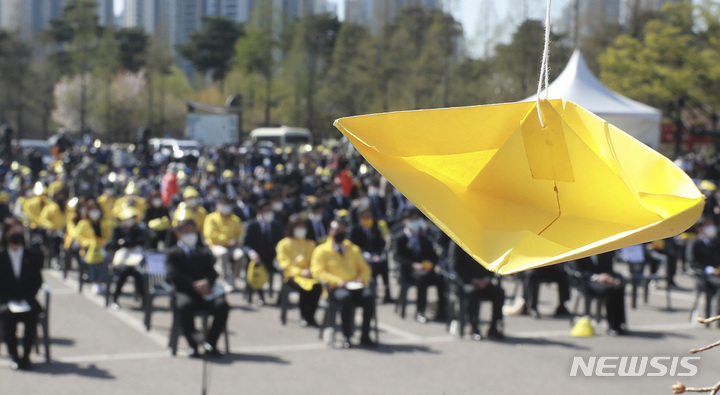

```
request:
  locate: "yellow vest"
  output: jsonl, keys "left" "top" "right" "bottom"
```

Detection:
{"left": 310, "top": 240, "right": 370, "bottom": 289}
{"left": 276, "top": 237, "right": 317, "bottom": 281}
{"left": 203, "top": 212, "right": 243, "bottom": 248}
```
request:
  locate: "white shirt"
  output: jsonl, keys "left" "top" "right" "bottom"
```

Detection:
{"left": 8, "top": 247, "right": 23, "bottom": 279}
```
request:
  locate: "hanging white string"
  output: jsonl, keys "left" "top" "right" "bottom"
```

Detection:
{"left": 536, "top": 0, "right": 552, "bottom": 128}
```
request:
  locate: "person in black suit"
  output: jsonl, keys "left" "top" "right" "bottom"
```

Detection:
{"left": 523, "top": 265, "right": 571, "bottom": 319}
{"left": 107, "top": 210, "right": 148, "bottom": 310}
{"left": 572, "top": 251, "right": 627, "bottom": 335}
{"left": 165, "top": 220, "right": 229, "bottom": 358}
{"left": 306, "top": 202, "right": 329, "bottom": 244}
{"left": 326, "top": 186, "right": 351, "bottom": 216}
{"left": 350, "top": 206, "right": 392, "bottom": 303}
{"left": 393, "top": 208, "right": 446, "bottom": 323}
{"left": 0, "top": 226, "right": 43, "bottom": 370}
{"left": 448, "top": 241, "right": 505, "bottom": 340}
{"left": 691, "top": 217, "right": 720, "bottom": 313}
{"left": 242, "top": 199, "right": 284, "bottom": 305}
{"left": 233, "top": 188, "right": 256, "bottom": 222}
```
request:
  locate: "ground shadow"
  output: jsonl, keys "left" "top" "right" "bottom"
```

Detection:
{"left": 30, "top": 361, "right": 115, "bottom": 379}
{"left": 498, "top": 336, "right": 591, "bottom": 350}
{"left": 49, "top": 337, "right": 76, "bottom": 347}
{"left": 208, "top": 352, "right": 289, "bottom": 365}
{"left": 350, "top": 343, "right": 440, "bottom": 355}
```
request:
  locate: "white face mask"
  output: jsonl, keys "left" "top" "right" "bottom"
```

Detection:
{"left": 272, "top": 202, "right": 284, "bottom": 212}
{"left": 293, "top": 227, "right": 307, "bottom": 239}
{"left": 123, "top": 218, "right": 135, "bottom": 227}
{"left": 152, "top": 198, "right": 163, "bottom": 207}
{"left": 180, "top": 232, "right": 198, "bottom": 247}
{"left": 309, "top": 213, "right": 322, "bottom": 222}
{"left": 219, "top": 204, "right": 232, "bottom": 215}
{"left": 89, "top": 210, "right": 102, "bottom": 221}
{"left": 705, "top": 225, "right": 717, "bottom": 239}
{"left": 262, "top": 211, "right": 275, "bottom": 223}
{"left": 104, "top": 189, "right": 114, "bottom": 196}
{"left": 407, "top": 219, "right": 423, "bottom": 233}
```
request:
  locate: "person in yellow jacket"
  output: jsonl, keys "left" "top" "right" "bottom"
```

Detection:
{"left": 276, "top": 215, "right": 320, "bottom": 327}
{"left": 22, "top": 182, "right": 49, "bottom": 231}
{"left": 97, "top": 185, "right": 117, "bottom": 219}
{"left": 75, "top": 199, "right": 114, "bottom": 294}
{"left": 204, "top": 196, "right": 244, "bottom": 290}
{"left": 112, "top": 182, "right": 146, "bottom": 220}
{"left": 310, "top": 220, "right": 375, "bottom": 348}
{"left": 38, "top": 189, "right": 68, "bottom": 268}
{"left": 172, "top": 187, "right": 206, "bottom": 232}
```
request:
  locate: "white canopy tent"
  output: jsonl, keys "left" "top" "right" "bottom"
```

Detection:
{"left": 523, "top": 50, "right": 662, "bottom": 148}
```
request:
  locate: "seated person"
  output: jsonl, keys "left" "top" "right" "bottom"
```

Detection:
{"left": 571, "top": 251, "right": 628, "bottom": 335}
{"left": 393, "top": 208, "right": 446, "bottom": 323}
{"left": 0, "top": 226, "right": 43, "bottom": 370}
{"left": 107, "top": 207, "right": 148, "bottom": 310}
{"left": 143, "top": 189, "right": 170, "bottom": 250}
{"left": 276, "top": 215, "right": 320, "bottom": 327}
{"left": 448, "top": 241, "right": 505, "bottom": 340}
{"left": 692, "top": 217, "right": 720, "bottom": 305}
{"left": 204, "top": 195, "right": 244, "bottom": 291}
{"left": 311, "top": 220, "right": 376, "bottom": 348}
{"left": 350, "top": 205, "right": 392, "bottom": 303}
{"left": 523, "top": 265, "right": 571, "bottom": 318}
{"left": 242, "top": 199, "right": 283, "bottom": 306}
{"left": 166, "top": 220, "right": 229, "bottom": 357}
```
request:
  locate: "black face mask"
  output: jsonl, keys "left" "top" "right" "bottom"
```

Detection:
{"left": 333, "top": 232, "right": 346, "bottom": 244}
{"left": 8, "top": 233, "right": 24, "bottom": 245}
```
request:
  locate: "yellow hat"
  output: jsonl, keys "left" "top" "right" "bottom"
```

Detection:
{"left": 125, "top": 182, "right": 139, "bottom": 195}
{"left": 700, "top": 180, "right": 717, "bottom": 192}
{"left": 20, "top": 167, "right": 30, "bottom": 176}
{"left": 34, "top": 181, "right": 47, "bottom": 196}
{"left": 183, "top": 187, "right": 199, "bottom": 199}
{"left": 39, "top": 170, "right": 48, "bottom": 178}
{"left": 99, "top": 164, "right": 108, "bottom": 174}
{"left": 275, "top": 164, "right": 284, "bottom": 172}
{"left": 284, "top": 147, "right": 292, "bottom": 154}
{"left": 133, "top": 167, "right": 140, "bottom": 175}
{"left": 53, "top": 164, "right": 64, "bottom": 174}
{"left": 68, "top": 197, "right": 79, "bottom": 208}
{"left": 222, "top": 169, "right": 234, "bottom": 178}
{"left": 148, "top": 217, "right": 170, "bottom": 231}
{"left": 206, "top": 163, "right": 217, "bottom": 172}
{"left": 10, "top": 161, "right": 18, "bottom": 171}
{"left": 118, "top": 206, "right": 140, "bottom": 221}
{"left": 0, "top": 191, "right": 9, "bottom": 204}
{"left": 306, "top": 195, "right": 317, "bottom": 204}
{"left": 275, "top": 148, "right": 283, "bottom": 155}
{"left": 176, "top": 171, "right": 188, "bottom": 180}
{"left": 175, "top": 203, "right": 196, "bottom": 221}
{"left": 48, "top": 182, "right": 62, "bottom": 197}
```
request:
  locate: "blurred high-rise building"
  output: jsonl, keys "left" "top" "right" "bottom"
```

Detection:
{"left": 345, "top": 0, "right": 441, "bottom": 34}
{"left": 0, "top": 0, "right": 115, "bottom": 42}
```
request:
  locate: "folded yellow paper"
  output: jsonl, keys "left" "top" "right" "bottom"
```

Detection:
{"left": 334, "top": 99, "right": 703, "bottom": 274}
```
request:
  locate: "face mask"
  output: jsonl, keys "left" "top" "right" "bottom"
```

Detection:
{"left": 83, "top": 157, "right": 93, "bottom": 165}
{"left": 407, "top": 220, "right": 423, "bottom": 233}
{"left": 361, "top": 218, "right": 374, "bottom": 228}
{"left": 79, "top": 208, "right": 88, "bottom": 217}
{"left": 8, "top": 233, "right": 23, "bottom": 246}
{"left": 705, "top": 225, "right": 717, "bottom": 239}
{"left": 293, "top": 227, "right": 307, "bottom": 239}
{"left": 368, "top": 187, "right": 378, "bottom": 196}
{"left": 25, "top": 190, "right": 33, "bottom": 198}
{"left": 123, "top": 218, "right": 135, "bottom": 227}
{"left": 180, "top": 232, "right": 198, "bottom": 247}
{"left": 219, "top": 204, "right": 232, "bottom": 215}
{"left": 333, "top": 231, "right": 346, "bottom": 244}
{"left": 272, "top": 202, "right": 284, "bottom": 212}
{"left": 89, "top": 210, "right": 102, "bottom": 221}
{"left": 104, "top": 189, "right": 114, "bottom": 196}
{"left": 185, "top": 198, "right": 197, "bottom": 208}
{"left": 152, "top": 198, "right": 163, "bottom": 208}
{"left": 210, "top": 189, "right": 220, "bottom": 197}
{"left": 262, "top": 211, "right": 275, "bottom": 223}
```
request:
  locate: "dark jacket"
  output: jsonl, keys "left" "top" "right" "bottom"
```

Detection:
{"left": 242, "top": 218, "right": 284, "bottom": 266}
{"left": 165, "top": 245, "right": 217, "bottom": 298}
{"left": 448, "top": 242, "right": 493, "bottom": 284}
{"left": 0, "top": 248, "right": 43, "bottom": 311}
{"left": 394, "top": 230, "right": 437, "bottom": 280}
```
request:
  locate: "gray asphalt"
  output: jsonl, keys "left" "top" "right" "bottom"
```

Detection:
{"left": 1, "top": 264, "right": 718, "bottom": 395}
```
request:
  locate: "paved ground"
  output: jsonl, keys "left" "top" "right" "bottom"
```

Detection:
{"left": 2, "top": 263, "right": 720, "bottom": 395}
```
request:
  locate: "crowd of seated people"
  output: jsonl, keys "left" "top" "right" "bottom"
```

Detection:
{"left": 2, "top": 140, "right": 717, "bottom": 369}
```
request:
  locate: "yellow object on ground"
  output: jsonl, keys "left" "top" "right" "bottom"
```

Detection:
{"left": 570, "top": 316, "right": 595, "bottom": 337}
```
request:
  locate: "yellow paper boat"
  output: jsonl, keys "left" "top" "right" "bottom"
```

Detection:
{"left": 334, "top": 99, "right": 703, "bottom": 274}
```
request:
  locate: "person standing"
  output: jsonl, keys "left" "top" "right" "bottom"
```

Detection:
{"left": 0, "top": 226, "right": 43, "bottom": 370}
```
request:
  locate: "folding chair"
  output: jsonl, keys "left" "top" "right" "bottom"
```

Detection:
{"left": 167, "top": 293, "right": 230, "bottom": 356}
{"left": 0, "top": 283, "right": 51, "bottom": 363}
{"left": 317, "top": 282, "right": 379, "bottom": 347}
{"left": 143, "top": 251, "right": 173, "bottom": 331}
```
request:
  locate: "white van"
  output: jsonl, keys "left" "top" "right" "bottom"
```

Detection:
{"left": 249, "top": 126, "right": 313, "bottom": 148}
{"left": 149, "top": 138, "right": 202, "bottom": 159}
